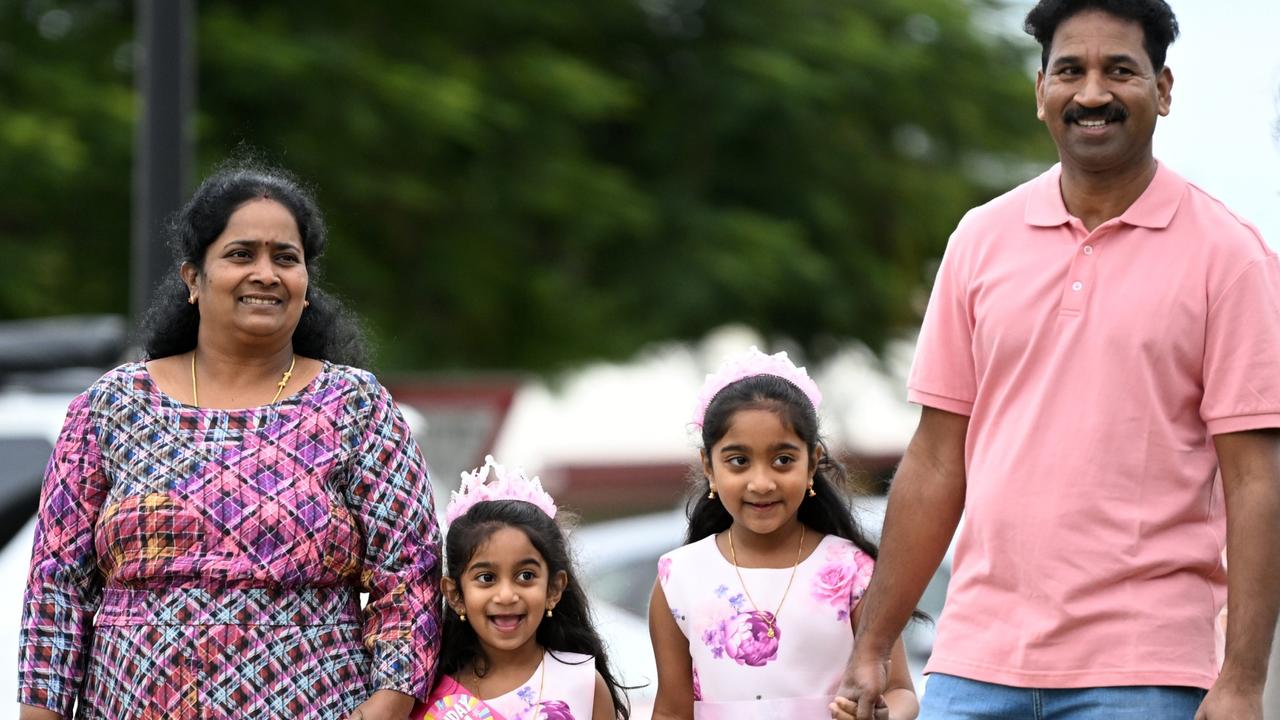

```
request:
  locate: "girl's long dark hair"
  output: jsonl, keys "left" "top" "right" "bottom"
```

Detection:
{"left": 685, "top": 374, "right": 877, "bottom": 557}
{"left": 440, "top": 500, "right": 631, "bottom": 718}
{"left": 138, "top": 157, "right": 368, "bottom": 366}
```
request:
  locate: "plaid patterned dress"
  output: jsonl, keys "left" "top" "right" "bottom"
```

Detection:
{"left": 17, "top": 362, "right": 442, "bottom": 719}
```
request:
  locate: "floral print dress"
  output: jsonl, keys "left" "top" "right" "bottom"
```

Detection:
{"left": 413, "top": 651, "right": 596, "bottom": 720}
{"left": 18, "top": 362, "right": 442, "bottom": 719}
{"left": 657, "top": 532, "right": 874, "bottom": 720}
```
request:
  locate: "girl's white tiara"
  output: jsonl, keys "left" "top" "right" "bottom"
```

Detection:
{"left": 691, "top": 346, "right": 823, "bottom": 428}
{"left": 444, "top": 455, "right": 558, "bottom": 525}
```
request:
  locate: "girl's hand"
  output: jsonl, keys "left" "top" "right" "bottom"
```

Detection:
{"left": 346, "top": 689, "right": 417, "bottom": 720}
{"left": 831, "top": 695, "right": 888, "bottom": 720}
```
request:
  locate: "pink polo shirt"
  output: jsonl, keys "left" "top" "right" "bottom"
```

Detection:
{"left": 910, "top": 162, "right": 1280, "bottom": 689}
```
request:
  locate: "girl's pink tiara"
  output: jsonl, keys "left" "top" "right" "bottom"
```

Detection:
{"left": 444, "top": 455, "right": 558, "bottom": 525}
{"left": 691, "top": 346, "right": 823, "bottom": 428}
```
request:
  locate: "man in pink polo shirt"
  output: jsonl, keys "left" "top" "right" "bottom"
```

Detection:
{"left": 839, "top": 1, "right": 1280, "bottom": 719}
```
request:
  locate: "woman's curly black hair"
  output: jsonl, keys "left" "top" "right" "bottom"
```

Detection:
{"left": 138, "top": 157, "right": 368, "bottom": 365}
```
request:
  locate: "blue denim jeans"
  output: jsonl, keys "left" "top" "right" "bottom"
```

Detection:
{"left": 919, "top": 673, "right": 1207, "bottom": 720}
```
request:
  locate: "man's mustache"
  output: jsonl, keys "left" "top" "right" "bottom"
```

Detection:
{"left": 1063, "top": 103, "right": 1128, "bottom": 124}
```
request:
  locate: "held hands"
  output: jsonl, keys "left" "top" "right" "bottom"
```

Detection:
{"left": 345, "top": 688, "right": 417, "bottom": 720}
{"left": 836, "top": 647, "right": 892, "bottom": 720}
{"left": 831, "top": 695, "right": 888, "bottom": 720}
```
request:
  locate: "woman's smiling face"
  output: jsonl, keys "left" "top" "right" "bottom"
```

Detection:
{"left": 183, "top": 198, "right": 309, "bottom": 345}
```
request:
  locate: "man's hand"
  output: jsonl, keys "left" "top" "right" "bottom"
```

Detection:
{"left": 1194, "top": 677, "right": 1262, "bottom": 720}
{"left": 346, "top": 688, "right": 417, "bottom": 720}
{"left": 830, "top": 694, "right": 888, "bottom": 720}
{"left": 837, "top": 648, "right": 891, "bottom": 720}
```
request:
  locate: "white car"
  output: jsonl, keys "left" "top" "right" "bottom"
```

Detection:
{"left": 0, "top": 389, "right": 78, "bottom": 712}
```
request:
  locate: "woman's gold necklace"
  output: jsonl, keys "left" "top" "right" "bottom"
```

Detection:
{"left": 190, "top": 352, "right": 296, "bottom": 407}
{"left": 727, "top": 524, "right": 806, "bottom": 639}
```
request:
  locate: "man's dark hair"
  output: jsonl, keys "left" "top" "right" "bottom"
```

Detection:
{"left": 1025, "top": 0, "right": 1179, "bottom": 70}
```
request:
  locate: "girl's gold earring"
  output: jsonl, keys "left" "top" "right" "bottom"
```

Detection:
{"left": 807, "top": 481, "right": 817, "bottom": 498}
{"left": 457, "top": 610, "right": 466, "bottom": 621}
{"left": 546, "top": 607, "right": 554, "bottom": 618}
{"left": 707, "top": 485, "right": 717, "bottom": 499}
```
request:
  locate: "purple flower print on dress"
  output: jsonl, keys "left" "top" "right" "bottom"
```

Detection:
{"left": 721, "top": 610, "right": 780, "bottom": 667}
{"left": 701, "top": 622, "right": 726, "bottom": 659}
{"left": 514, "top": 700, "right": 575, "bottom": 720}
{"left": 658, "top": 557, "right": 672, "bottom": 585}
{"left": 811, "top": 541, "right": 874, "bottom": 621}
{"left": 692, "top": 667, "right": 703, "bottom": 701}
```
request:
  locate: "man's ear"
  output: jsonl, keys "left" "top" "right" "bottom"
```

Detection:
{"left": 1156, "top": 65, "right": 1173, "bottom": 116}
{"left": 1035, "top": 68, "right": 1048, "bottom": 121}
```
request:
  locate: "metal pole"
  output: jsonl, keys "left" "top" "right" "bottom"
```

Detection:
{"left": 130, "top": 0, "right": 195, "bottom": 332}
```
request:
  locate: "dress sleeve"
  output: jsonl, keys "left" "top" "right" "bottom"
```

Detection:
{"left": 18, "top": 392, "right": 110, "bottom": 716}
{"left": 346, "top": 381, "right": 442, "bottom": 700}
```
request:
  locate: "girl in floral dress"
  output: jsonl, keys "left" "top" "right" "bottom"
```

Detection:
{"left": 649, "top": 348, "right": 919, "bottom": 720}
{"left": 412, "top": 457, "right": 630, "bottom": 720}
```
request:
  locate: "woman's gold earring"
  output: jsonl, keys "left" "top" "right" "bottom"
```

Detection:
{"left": 808, "top": 481, "right": 817, "bottom": 498}
{"left": 707, "top": 484, "right": 716, "bottom": 499}
{"left": 546, "top": 607, "right": 554, "bottom": 618}
{"left": 187, "top": 295, "right": 196, "bottom": 305}
{"left": 303, "top": 300, "right": 310, "bottom": 308}
{"left": 457, "top": 610, "right": 466, "bottom": 621}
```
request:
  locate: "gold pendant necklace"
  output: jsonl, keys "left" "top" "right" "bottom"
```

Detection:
{"left": 727, "top": 524, "right": 805, "bottom": 639}
{"left": 190, "top": 352, "right": 296, "bottom": 407}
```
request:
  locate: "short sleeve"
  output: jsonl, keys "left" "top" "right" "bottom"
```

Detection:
{"left": 344, "top": 379, "right": 442, "bottom": 699}
{"left": 18, "top": 392, "right": 110, "bottom": 716}
{"left": 1201, "top": 254, "right": 1280, "bottom": 435}
{"left": 908, "top": 225, "right": 977, "bottom": 415}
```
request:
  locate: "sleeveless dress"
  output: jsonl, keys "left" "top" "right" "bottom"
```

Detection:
{"left": 658, "top": 533, "right": 874, "bottom": 720}
{"left": 413, "top": 650, "right": 597, "bottom": 720}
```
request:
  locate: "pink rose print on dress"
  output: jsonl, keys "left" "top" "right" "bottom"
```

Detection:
{"left": 721, "top": 610, "right": 780, "bottom": 666}
{"left": 811, "top": 542, "right": 875, "bottom": 621}
{"left": 658, "top": 556, "right": 672, "bottom": 585}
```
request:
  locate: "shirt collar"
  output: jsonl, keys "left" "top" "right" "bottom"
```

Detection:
{"left": 1024, "top": 161, "right": 1186, "bottom": 229}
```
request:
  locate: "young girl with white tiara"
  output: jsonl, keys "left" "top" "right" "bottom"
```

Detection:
{"left": 649, "top": 348, "right": 919, "bottom": 720}
{"left": 412, "top": 456, "right": 629, "bottom": 720}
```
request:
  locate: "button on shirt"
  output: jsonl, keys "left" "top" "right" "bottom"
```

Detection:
{"left": 909, "top": 162, "right": 1280, "bottom": 689}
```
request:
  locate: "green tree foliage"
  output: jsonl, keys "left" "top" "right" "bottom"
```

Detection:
{"left": 1, "top": 0, "right": 1052, "bottom": 370}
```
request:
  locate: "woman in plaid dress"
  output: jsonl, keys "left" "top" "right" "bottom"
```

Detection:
{"left": 18, "top": 161, "right": 441, "bottom": 720}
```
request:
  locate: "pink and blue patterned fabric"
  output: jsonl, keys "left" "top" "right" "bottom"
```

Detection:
{"left": 18, "top": 362, "right": 442, "bottom": 718}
